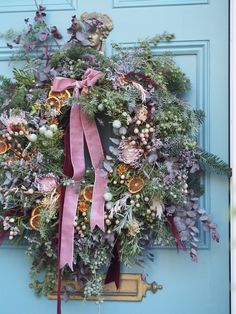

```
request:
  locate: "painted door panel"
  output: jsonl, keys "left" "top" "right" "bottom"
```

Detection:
{"left": 0, "top": 1, "right": 229, "bottom": 314}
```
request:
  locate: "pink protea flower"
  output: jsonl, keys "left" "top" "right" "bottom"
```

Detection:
{"left": 0, "top": 111, "right": 27, "bottom": 132}
{"left": 35, "top": 173, "right": 58, "bottom": 194}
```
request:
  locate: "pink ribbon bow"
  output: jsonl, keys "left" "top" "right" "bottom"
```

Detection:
{"left": 52, "top": 69, "right": 108, "bottom": 270}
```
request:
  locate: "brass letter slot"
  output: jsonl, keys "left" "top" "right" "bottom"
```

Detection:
{"left": 48, "top": 273, "right": 162, "bottom": 302}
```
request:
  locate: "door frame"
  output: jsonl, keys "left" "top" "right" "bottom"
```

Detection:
{"left": 230, "top": 0, "right": 235, "bottom": 313}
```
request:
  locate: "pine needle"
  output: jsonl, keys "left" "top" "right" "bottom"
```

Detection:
{"left": 198, "top": 149, "right": 232, "bottom": 177}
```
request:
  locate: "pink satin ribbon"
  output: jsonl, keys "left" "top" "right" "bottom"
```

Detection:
{"left": 52, "top": 69, "right": 108, "bottom": 270}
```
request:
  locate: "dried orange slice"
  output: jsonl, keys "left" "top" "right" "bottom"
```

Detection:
{"left": 128, "top": 177, "right": 144, "bottom": 194}
{"left": 29, "top": 214, "right": 40, "bottom": 230}
{"left": 82, "top": 185, "right": 94, "bottom": 202}
{"left": 31, "top": 205, "right": 42, "bottom": 217}
{"left": 0, "top": 140, "right": 10, "bottom": 154}
{"left": 77, "top": 201, "right": 89, "bottom": 213}
{"left": 46, "top": 96, "right": 62, "bottom": 110}
{"left": 49, "top": 89, "right": 71, "bottom": 100}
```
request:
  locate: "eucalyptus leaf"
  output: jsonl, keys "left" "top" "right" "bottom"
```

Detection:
{"left": 109, "top": 137, "right": 120, "bottom": 145}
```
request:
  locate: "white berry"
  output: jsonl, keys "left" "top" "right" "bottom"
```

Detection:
{"left": 98, "top": 104, "right": 104, "bottom": 111}
{"left": 104, "top": 192, "right": 113, "bottom": 201}
{"left": 44, "top": 130, "right": 54, "bottom": 138}
{"left": 119, "top": 127, "right": 127, "bottom": 135}
{"left": 106, "top": 219, "right": 111, "bottom": 226}
{"left": 49, "top": 124, "right": 58, "bottom": 132}
{"left": 28, "top": 134, "right": 37, "bottom": 142}
{"left": 39, "top": 126, "right": 47, "bottom": 134}
{"left": 112, "top": 120, "right": 121, "bottom": 129}
{"left": 106, "top": 202, "right": 113, "bottom": 210}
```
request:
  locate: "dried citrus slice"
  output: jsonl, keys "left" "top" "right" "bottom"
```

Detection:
{"left": 29, "top": 214, "right": 40, "bottom": 230}
{"left": 48, "top": 89, "right": 71, "bottom": 100}
{"left": 31, "top": 205, "right": 42, "bottom": 217}
{"left": 77, "top": 201, "right": 89, "bottom": 213}
{"left": 128, "top": 177, "right": 144, "bottom": 194}
{"left": 46, "top": 96, "right": 62, "bottom": 110}
{"left": 82, "top": 185, "right": 94, "bottom": 202}
{"left": 0, "top": 140, "right": 10, "bottom": 154}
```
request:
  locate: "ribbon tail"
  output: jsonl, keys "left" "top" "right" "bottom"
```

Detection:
{"left": 60, "top": 105, "right": 85, "bottom": 269}
{"left": 60, "top": 186, "right": 80, "bottom": 270}
{"left": 57, "top": 124, "right": 71, "bottom": 314}
{"left": 80, "top": 110, "right": 107, "bottom": 231}
{"left": 90, "top": 170, "right": 107, "bottom": 231}
{"left": 57, "top": 185, "right": 66, "bottom": 314}
{"left": 105, "top": 239, "right": 120, "bottom": 289}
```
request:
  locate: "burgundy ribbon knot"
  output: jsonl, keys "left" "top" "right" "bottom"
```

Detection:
{"left": 52, "top": 68, "right": 108, "bottom": 270}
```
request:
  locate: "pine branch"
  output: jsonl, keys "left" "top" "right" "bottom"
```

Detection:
{"left": 13, "top": 68, "right": 34, "bottom": 86}
{"left": 197, "top": 149, "right": 232, "bottom": 177}
{"left": 194, "top": 109, "right": 205, "bottom": 125}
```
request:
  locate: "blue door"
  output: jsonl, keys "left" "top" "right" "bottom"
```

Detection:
{"left": 0, "top": 1, "right": 229, "bottom": 314}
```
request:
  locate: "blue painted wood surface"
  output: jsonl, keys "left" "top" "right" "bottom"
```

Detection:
{"left": 0, "top": 1, "right": 229, "bottom": 314}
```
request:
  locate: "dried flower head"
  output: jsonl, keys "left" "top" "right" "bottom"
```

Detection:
{"left": 35, "top": 173, "right": 58, "bottom": 194}
{"left": 118, "top": 140, "right": 143, "bottom": 167}
{"left": 127, "top": 219, "right": 140, "bottom": 236}
{"left": 0, "top": 111, "right": 27, "bottom": 132}
{"left": 136, "top": 105, "right": 148, "bottom": 122}
{"left": 117, "top": 163, "right": 131, "bottom": 176}
{"left": 77, "top": 201, "right": 89, "bottom": 213}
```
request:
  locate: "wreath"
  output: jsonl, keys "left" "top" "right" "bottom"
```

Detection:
{"left": 0, "top": 6, "right": 231, "bottom": 306}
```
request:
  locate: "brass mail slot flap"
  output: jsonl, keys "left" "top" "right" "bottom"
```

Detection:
{"left": 48, "top": 273, "right": 162, "bottom": 301}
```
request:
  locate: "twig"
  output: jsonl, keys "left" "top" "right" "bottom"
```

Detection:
{"left": 34, "top": 0, "right": 39, "bottom": 9}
